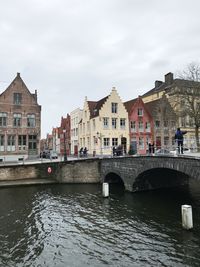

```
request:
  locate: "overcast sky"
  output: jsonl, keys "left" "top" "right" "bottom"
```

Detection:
{"left": 0, "top": 0, "right": 200, "bottom": 137}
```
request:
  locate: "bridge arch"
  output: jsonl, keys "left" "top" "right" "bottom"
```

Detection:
{"left": 132, "top": 167, "right": 190, "bottom": 192}
{"left": 104, "top": 172, "right": 124, "bottom": 185}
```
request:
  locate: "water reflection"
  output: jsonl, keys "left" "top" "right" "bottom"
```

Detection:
{"left": 0, "top": 182, "right": 199, "bottom": 267}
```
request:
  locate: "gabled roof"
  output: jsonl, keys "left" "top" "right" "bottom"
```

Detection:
{"left": 142, "top": 77, "right": 200, "bottom": 98}
{"left": 0, "top": 73, "right": 38, "bottom": 104}
{"left": 88, "top": 95, "right": 109, "bottom": 119}
{"left": 124, "top": 98, "right": 137, "bottom": 115}
{"left": 142, "top": 82, "right": 167, "bottom": 97}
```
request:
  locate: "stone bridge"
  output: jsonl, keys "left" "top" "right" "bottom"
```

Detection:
{"left": 0, "top": 156, "right": 200, "bottom": 192}
{"left": 100, "top": 156, "right": 200, "bottom": 192}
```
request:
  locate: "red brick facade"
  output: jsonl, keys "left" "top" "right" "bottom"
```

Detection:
{"left": 60, "top": 114, "right": 71, "bottom": 155}
{"left": 124, "top": 96, "right": 154, "bottom": 155}
{"left": 0, "top": 73, "right": 41, "bottom": 157}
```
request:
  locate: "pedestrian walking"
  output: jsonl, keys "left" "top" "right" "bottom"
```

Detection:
{"left": 175, "top": 128, "right": 187, "bottom": 154}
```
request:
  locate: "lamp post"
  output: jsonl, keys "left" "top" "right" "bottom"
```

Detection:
{"left": 97, "top": 132, "right": 103, "bottom": 156}
{"left": 63, "top": 129, "right": 67, "bottom": 161}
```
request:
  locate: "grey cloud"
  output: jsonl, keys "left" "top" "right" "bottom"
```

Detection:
{"left": 1, "top": 0, "right": 200, "bottom": 136}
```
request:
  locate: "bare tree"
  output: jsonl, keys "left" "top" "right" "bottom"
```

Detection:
{"left": 175, "top": 62, "right": 200, "bottom": 151}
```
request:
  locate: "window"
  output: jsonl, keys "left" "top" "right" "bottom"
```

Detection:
{"left": 111, "top": 103, "right": 118, "bottom": 113}
{"left": 130, "top": 121, "right": 136, "bottom": 132}
{"left": 112, "top": 118, "right": 117, "bottom": 129}
{"left": 18, "top": 135, "right": 26, "bottom": 150}
{"left": 13, "top": 113, "right": 22, "bottom": 127}
{"left": 103, "top": 117, "right": 109, "bottom": 129}
{"left": 139, "top": 121, "right": 144, "bottom": 132}
{"left": 28, "top": 135, "right": 37, "bottom": 150}
{"left": 112, "top": 138, "right": 118, "bottom": 146}
{"left": 120, "top": 118, "right": 126, "bottom": 129}
{"left": 27, "top": 114, "right": 35, "bottom": 127}
{"left": 87, "top": 137, "right": 90, "bottom": 148}
{"left": 93, "top": 119, "right": 96, "bottom": 131}
{"left": 103, "top": 138, "right": 110, "bottom": 148}
{"left": 0, "top": 135, "right": 5, "bottom": 151}
{"left": 13, "top": 93, "right": 22, "bottom": 105}
{"left": 164, "top": 120, "right": 168, "bottom": 128}
{"left": 0, "top": 112, "right": 7, "bottom": 127}
{"left": 139, "top": 137, "right": 144, "bottom": 149}
{"left": 171, "top": 120, "right": 176, "bottom": 129}
{"left": 145, "top": 122, "right": 150, "bottom": 132}
{"left": 155, "top": 120, "right": 160, "bottom": 128}
{"left": 181, "top": 117, "right": 186, "bottom": 127}
{"left": 7, "top": 135, "right": 15, "bottom": 151}
{"left": 138, "top": 108, "right": 143, "bottom": 116}
{"left": 164, "top": 136, "right": 169, "bottom": 146}
{"left": 87, "top": 121, "right": 90, "bottom": 132}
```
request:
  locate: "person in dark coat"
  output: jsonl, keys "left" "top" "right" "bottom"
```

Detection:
{"left": 175, "top": 127, "right": 187, "bottom": 154}
{"left": 83, "top": 147, "right": 88, "bottom": 157}
{"left": 79, "top": 147, "right": 83, "bottom": 157}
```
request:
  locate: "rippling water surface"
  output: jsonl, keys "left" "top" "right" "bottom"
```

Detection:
{"left": 0, "top": 182, "right": 200, "bottom": 267}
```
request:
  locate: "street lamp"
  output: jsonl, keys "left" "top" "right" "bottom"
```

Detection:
{"left": 63, "top": 129, "right": 67, "bottom": 161}
{"left": 96, "top": 132, "right": 103, "bottom": 156}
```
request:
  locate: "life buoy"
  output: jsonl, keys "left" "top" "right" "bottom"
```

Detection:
{"left": 47, "top": 167, "right": 52, "bottom": 174}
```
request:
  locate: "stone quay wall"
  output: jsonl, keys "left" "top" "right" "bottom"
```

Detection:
{"left": 0, "top": 159, "right": 101, "bottom": 185}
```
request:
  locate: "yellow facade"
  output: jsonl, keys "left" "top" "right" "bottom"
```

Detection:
{"left": 79, "top": 88, "right": 130, "bottom": 155}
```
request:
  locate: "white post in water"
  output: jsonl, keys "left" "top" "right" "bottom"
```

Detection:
{"left": 102, "top": 183, "right": 109, "bottom": 197}
{"left": 181, "top": 205, "right": 193, "bottom": 230}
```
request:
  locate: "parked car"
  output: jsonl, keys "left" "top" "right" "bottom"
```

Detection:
{"left": 50, "top": 151, "right": 58, "bottom": 159}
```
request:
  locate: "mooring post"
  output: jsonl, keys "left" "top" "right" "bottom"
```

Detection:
{"left": 181, "top": 205, "right": 193, "bottom": 230}
{"left": 102, "top": 183, "right": 109, "bottom": 197}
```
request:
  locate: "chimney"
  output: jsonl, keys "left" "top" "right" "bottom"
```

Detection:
{"left": 17, "top": 72, "right": 20, "bottom": 78}
{"left": 35, "top": 90, "right": 37, "bottom": 102}
{"left": 165, "top": 72, "right": 173, "bottom": 85}
{"left": 155, "top": 80, "right": 163, "bottom": 88}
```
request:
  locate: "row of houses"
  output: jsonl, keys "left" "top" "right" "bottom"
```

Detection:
{"left": 46, "top": 72, "right": 198, "bottom": 156}
{"left": 0, "top": 72, "right": 199, "bottom": 159}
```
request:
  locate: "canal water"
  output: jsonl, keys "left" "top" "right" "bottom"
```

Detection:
{"left": 0, "top": 181, "right": 200, "bottom": 267}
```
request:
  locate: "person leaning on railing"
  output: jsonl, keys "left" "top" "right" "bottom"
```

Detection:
{"left": 175, "top": 127, "right": 187, "bottom": 154}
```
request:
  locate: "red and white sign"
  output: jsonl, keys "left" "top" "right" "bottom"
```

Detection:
{"left": 47, "top": 167, "right": 52, "bottom": 174}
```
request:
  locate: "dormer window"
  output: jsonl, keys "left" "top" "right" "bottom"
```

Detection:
{"left": 13, "top": 93, "right": 22, "bottom": 105}
{"left": 138, "top": 108, "right": 143, "bottom": 116}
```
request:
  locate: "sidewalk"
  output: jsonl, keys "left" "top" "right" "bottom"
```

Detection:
{"left": 180, "top": 152, "right": 200, "bottom": 158}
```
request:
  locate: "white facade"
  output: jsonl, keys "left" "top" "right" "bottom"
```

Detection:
{"left": 70, "top": 108, "right": 83, "bottom": 155}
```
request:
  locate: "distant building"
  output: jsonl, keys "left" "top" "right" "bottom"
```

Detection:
{"left": 70, "top": 108, "right": 82, "bottom": 155}
{"left": 52, "top": 127, "right": 60, "bottom": 154}
{"left": 60, "top": 114, "right": 71, "bottom": 156}
{"left": 79, "top": 87, "right": 129, "bottom": 155}
{"left": 0, "top": 73, "right": 41, "bottom": 159}
{"left": 124, "top": 96, "right": 154, "bottom": 155}
{"left": 46, "top": 133, "right": 53, "bottom": 151}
